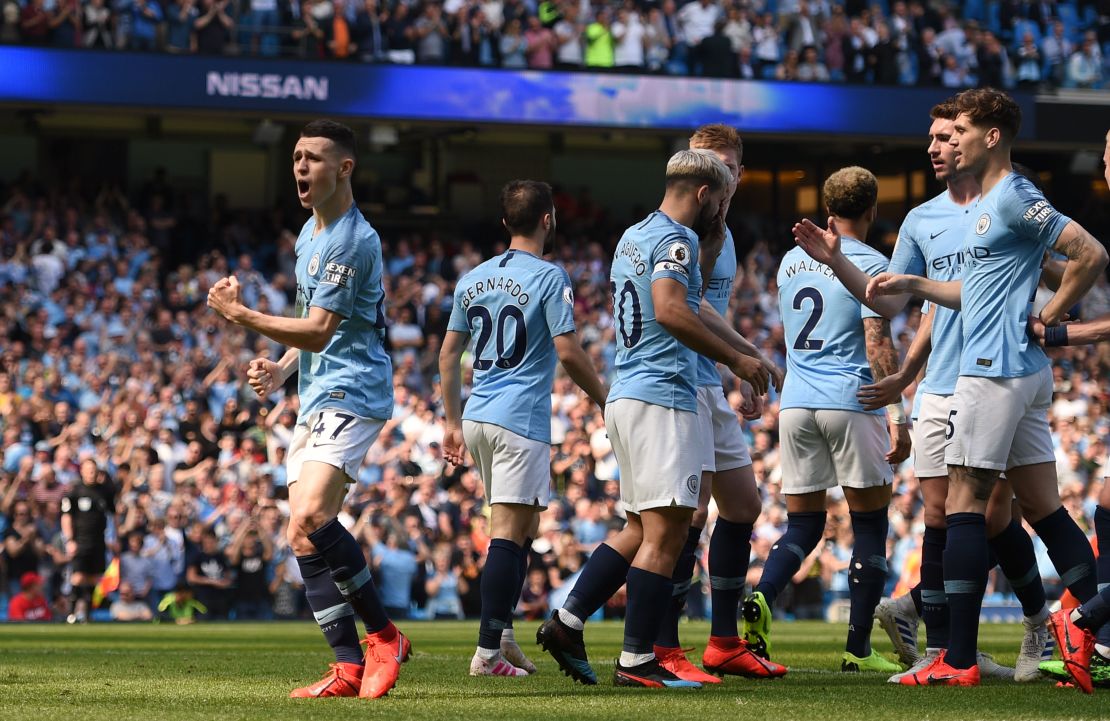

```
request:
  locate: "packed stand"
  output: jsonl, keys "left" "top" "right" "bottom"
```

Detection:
{"left": 0, "top": 169, "right": 1106, "bottom": 623}
{"left": 2, "top": 0, "right": 1109, "bottom": 89}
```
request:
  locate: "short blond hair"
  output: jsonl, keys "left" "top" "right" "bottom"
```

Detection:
{"left": 666, "top": 149, "right": 731, "bottom": 193}
{"left": 824, "top": 166, "right": 878, "bottom": 220}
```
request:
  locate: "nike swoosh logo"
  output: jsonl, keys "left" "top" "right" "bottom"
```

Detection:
{"left": 617, "top": 671, "right": 663, "bottom": 687}
{"left": 927, "top": 673, "right": 958, "bottom": 683}
{"left": 930, "top": 229, "right": 948, "bottom": 239}
{"left": 312, "top": 441, "right": 333, "bottom": 448}
{"left": 394, "top": 636, "right": 405, "bottom": 664}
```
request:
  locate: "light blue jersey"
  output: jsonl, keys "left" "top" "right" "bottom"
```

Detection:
{"left": 889, "top": 190, "right": 977, "bottom": 397}
{"left": 608, "top": 211, "right": 702, "bottom": 413}
{"left": 447, "top": 250, "right": 576, "bottom": 444}
{"left": 294, "top": 203, "right": 393, "bottom": 421}
{"left": 959, "top": 172, "right": 1070, "bottom": 378}
{"left": 777, "top": 238, "right": 888, "bottom": 415}
{"left": 697, "top": 228, "right": 737, "bottom": 388}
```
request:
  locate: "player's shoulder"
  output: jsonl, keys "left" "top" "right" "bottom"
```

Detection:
{"left": 842, "top": 238, "right": 889, "bottom": 267}
{"left": 903, "top": 190, "right": 955, "bottom": 227}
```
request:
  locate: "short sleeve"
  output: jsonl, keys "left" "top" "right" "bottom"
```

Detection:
{"left": 447, "top": 275, "right": 470, "bottom": 333}
{"left": 649, "top": 233, "right": 695, "bottom": 287}
{"left": 854, "top": 250, "right": 889, "bottom": 321}
{"left": 61, "top": 494, "right": 74, "bottom": 516}
{"left": 543, "top": 268, "right": 577, "bottom": 338}
{"left": 1006, "top": 177, "right": 1071, "bottom": 251}
{"left": 309, "top": 232, "right": 370, "bottom": 319}
{"left": 887, "top": 215, "right": 926, "bottom": 277}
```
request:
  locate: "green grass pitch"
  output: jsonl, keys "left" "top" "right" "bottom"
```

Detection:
{"left": 0, "top": 620, "right": 1101, "bottom": 720}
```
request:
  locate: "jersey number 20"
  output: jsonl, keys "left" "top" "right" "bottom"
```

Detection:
{"left": 467, "top": 305, "right": 527, "bottom": 370}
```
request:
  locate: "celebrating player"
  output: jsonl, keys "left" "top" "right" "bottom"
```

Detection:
{"left": 650, "top": 124, "right": 786, "bottom": 683}
{"left": 207, "top": 119, "right": 409, "bottom": 699}
{"left": 439, "top": 180, "right": 607, "bottom": 678}
{"left": 867, "top": 90, "right": 1107, "bottom": 686}
{"left": 743, "top": 166, "right": 911, "bottom": 674}
{"left": 795, "top": 101, "right": 1047, "bottom": 683}
{"left": 537, "top": 149, "right": 769, "bottom": 689}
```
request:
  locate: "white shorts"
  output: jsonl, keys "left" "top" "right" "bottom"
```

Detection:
{"left": 462, "top": 420, "right": 551, "bottom": 507}
{"left": 287, "top": 409, "right": 384, "bottom": 484}
{"left": 695, "top": 386, "right": 754, "bottom": 474}
{"left": 779, "top": 408, "right": 893, "bottom": 495}
{"left": 913, "top": 393, "right": 952, "bottom": 479}
{"left": 605, "top": 398, "right": 701, "bottom": 513}
{"left": 944, "top": 365, "right": 1055, "bottom": 472}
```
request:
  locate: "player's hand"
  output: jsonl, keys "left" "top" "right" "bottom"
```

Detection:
{"left": 207, "top": 276, "right": 244, "bottom": 323}
{"left": 866, "top": 272, "right": 911, "bottom": 303}
{"left": 729, "top": 353, "right": 769, "bottom": 397}
{"left": 762, "top": 357, "right": 785, "bottom": 393}
{"left": 792, "top": 216, "right": 843, "bottom": 265}
{"left": 1027, "top": 314, "right": 1047, "bottom": 346}
{"left": 247, "top": 358, "right": 283, "bottom": 398}
{"left": 442, "top": 425, "right": 467, "bottom": 467}
{"left": 65, "top": 539, "right": 77, "bottom": 559}
{"left": 886, "top": 420, "right": 912, "bottom": 465}
{"left": 738, "top": 381, "right": 764, "bottom": 420}
{"left": 858, "top": 371, "right": 907, "bottom": 411}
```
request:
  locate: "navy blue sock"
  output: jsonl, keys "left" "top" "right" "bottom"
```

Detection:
{"left": 564, "top": 543, "right": 631, "bottom": 622}
{"left": 943, "top": 513, "right": 988, "bottom": 670}
{"left": 1076, "top": 588, "right": 1110, "bottom": 632}
{"left": 656, "top": 526, "right": 702, "bottom": 648}
{"left": 755, "top": 511, "right": 826, "bottom": 607}
{"left": 709, "top": 519, "right": 753, "bottom": 638}
{"left": 989, "top": 519, "right": 1047, "bottom": 617}
{"left": 297, "top": 553, "right": 363, "bottom": 665}
{"left": 846, "top": 508, "right": 889, "bottom": 658}
{"left": 505, "top": 537, "right": 532, "bottom": 631}
{"left": 920, "top": 525, "right": 948, "bottom": 649}
{"left": 478, "top": 538, "right": 522, "bottom": 650}
{"left": 909, "top": 585, "right": 923, "bottom": 615}
{"left": 624, "top": 567, "right": 674, "bottom": 657}
{"left": 1096, "top": 507, "right": 1110, "bottom": 647}
{"left": 1031, "top": 506, "right": 1097, "bottom": 603}
{"left": 308, "top": 518, "right": 391, "bottom": 634}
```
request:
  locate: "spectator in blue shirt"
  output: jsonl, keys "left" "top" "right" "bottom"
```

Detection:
{"left": 372, "top": 527, "right": 420, "bottom": 619}
{"left": 130, "top": 0, "right": 163, "bottom": 51}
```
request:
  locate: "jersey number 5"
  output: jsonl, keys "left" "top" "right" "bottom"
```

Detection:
{"left": 467, "top": 305, "right": 527, "bottom": 370}
{"left": 792, "top": 287, "right": 825, "bottom": 351}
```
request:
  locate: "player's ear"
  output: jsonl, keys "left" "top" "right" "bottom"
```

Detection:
{"left": 501, "top": 218, "right": 510, "bottom": 234}
{"left": 338, "top": 157, "right": 355, "bottom": 179}
{"left": 696, "top": 184, "right": 710, "bottom": 205}
{"left": 985, "top": 127, "right": 1001, "bottom": 149}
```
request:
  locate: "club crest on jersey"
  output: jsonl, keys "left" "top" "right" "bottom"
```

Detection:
{"left": 975, "top": 214, "right": 991, "bottom": 236}
{"left": 78, "top": 497, "right": 92, "bottom": 512}
{"left": 307, "top": 253, "right": 320, "bottom": 276}
{"left": 668, "top": 242, "right": 691, "bottom": 266}
{"left": 686, "top": 475, "right": 699, "bottom": 494}
{"left": 563, "top": 286, "right": 574, "bottom": 305}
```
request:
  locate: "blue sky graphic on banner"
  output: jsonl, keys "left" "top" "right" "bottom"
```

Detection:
{"left": 0, "top": 47, "right": 1036, "bottom": 138}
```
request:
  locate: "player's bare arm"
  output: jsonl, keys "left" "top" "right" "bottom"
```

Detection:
{"left": 207, "top": 275, "right": 341, "bottom": 353}
{"left": 553, "top": 332, "right": 608, "bottom": 410}
{"left": 698, "top": 299, "right": 784, "bottom": 392}
{"left": 1037, "top": 221, "right": 1108, "bottom": 326}
{"left": 793, "top": 217, "right": 911, "bottom": 320}
{"left": 858, "top": 304, "right": 934, "bottom": 410}
{"left": 653, "top": 277, "right": 769, "bottom": 395}
{"left": 246, "top": 348, "right": 299, "bottom": 399}
{"left": 438, "top": 329, "right": 469, "bottom": 467}
{"left": 867, "top": 272, "right": 962, "bottom": 310}
{"left": 863, "top": 317, "right": 911, "bottom": 464}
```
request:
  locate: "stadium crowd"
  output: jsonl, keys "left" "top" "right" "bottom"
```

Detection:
{"left": 0, "top": 164, "right": 1107, "bottom": 623}
{"left": 2, "top": 0, "right": 1109, "bottom": 88}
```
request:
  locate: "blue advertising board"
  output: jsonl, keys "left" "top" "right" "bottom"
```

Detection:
{"left": 0, "top": 47, "right": 1036, "bottom": 138}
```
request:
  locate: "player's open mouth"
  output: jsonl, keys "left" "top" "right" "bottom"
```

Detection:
{"left": 297, "top": 179, "right": 310, "bottom": 196}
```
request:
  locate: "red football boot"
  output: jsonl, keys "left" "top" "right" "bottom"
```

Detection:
{"left": 702, "top": 636, "right": 788, "bottom": 679}
{"left": 289, "top": 662, "right": 363, "bottom": 698}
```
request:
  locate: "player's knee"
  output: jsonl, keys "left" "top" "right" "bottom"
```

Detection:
{"left": 287, "top": 510, "right": 329, "bottom": 552}
{"left": 922, "top": 505, "right": 947, "bottom": 529}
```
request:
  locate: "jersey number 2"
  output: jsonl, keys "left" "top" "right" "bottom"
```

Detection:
{"left": 792, "top": 287, "right": 825, "bottom": 351}
{"left": 467, "top": 305, "right": 527, "bottom": 370}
